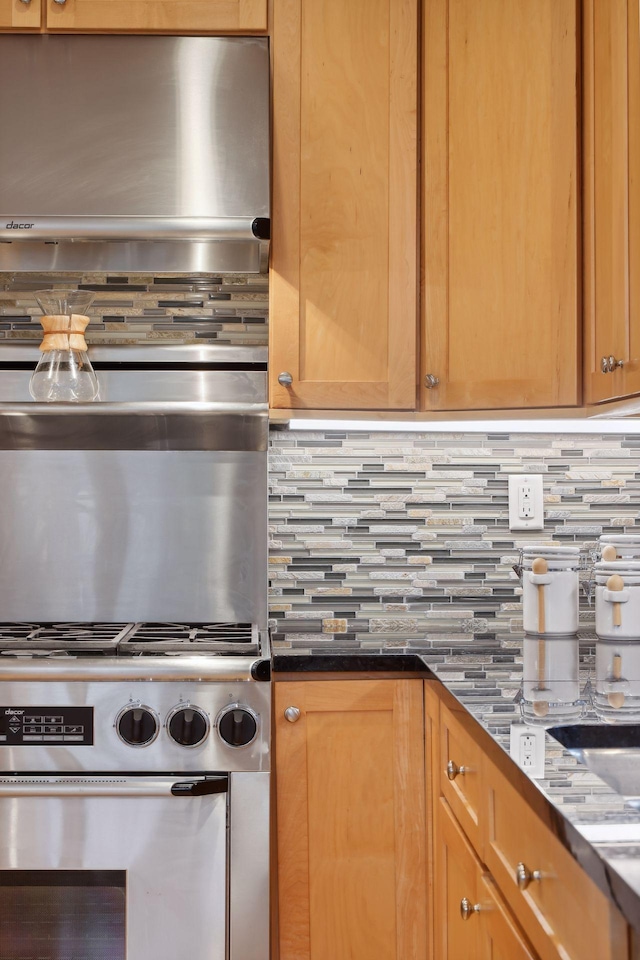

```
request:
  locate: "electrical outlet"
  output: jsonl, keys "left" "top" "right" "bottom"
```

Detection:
{"left": 508, "top": 474, "right": 544, "bottom": 531}
{"left": 510, "top": 723, "right": 546, "bottom": 779}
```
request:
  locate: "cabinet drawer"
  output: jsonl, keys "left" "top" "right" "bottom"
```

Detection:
{"left": 439, "top": 699, "right": 484, "bottom": 852}
{"left": 484, "top": 762, "right": 628, "bottom": 960}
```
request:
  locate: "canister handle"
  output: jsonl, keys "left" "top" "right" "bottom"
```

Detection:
{"left": 602, "top": 588, "right": 630, "bottom": 604}
{"left": 527, "top": 572, "right": 553, "bottom": 586}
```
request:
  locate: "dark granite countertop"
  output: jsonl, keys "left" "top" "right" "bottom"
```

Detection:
{"left": 273, "top": 637, "right": 640, "bottom": 942}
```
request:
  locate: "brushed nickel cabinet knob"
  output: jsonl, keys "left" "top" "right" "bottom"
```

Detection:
{"left": 446, "top": 759, "right": 467, "bottom": 781}
{"left": 284, "top": 706, "right": 301, "bottom": 723}
{"left": 516, "top": 861, "right": 542, "bottom": 890}
{"left": 278, "top": 372, "right": 293, "bottom": 387}
{"left": 424, "top": 373, "right": 440, "bottom": 388}
{"left": 460, "top": 897, "right": 481, "bottom": 920}
{"left": 601, "top": 355, "right": 625, "bottom": 373}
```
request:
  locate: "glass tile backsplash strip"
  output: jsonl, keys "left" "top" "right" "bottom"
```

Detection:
{"left": 268, "top": 427, "right": 640, "bottom": 649}
{"left": 0, "top": 273, "right": 268, "bottom": 346}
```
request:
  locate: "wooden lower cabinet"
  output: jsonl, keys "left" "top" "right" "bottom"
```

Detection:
{"left": 436, "top": 796, "right": 536, "bottom": 960}
{"left": 274, "top": 678, "right": 426, "bottom": 960}
{"left": 425, "top": 681, "right": 631, "bottom": 960}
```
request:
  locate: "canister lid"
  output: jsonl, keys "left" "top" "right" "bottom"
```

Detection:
{"left": 522, "top": 545, "right": 580, "bottom": 556}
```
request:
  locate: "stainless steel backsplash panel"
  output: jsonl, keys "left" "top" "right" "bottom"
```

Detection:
{"left": 0, "top": 448, "right": 267, "bottom": 624}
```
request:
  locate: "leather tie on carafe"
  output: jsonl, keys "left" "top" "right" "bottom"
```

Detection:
{"left": 38, "top": 314, "right": 90, "bottom": 352}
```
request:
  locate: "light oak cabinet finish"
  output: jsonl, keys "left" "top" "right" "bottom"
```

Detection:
{"left": 274, "top": 678, "right": 426, "bottom": 960}
{"left": 0, "top": 0, "right": 40, "bottom": 29}
{"left": 421, "top": 0, "right": 580, "bottom": 411}
{"left": 485, "top": 755, "right": 629, "bottom": 960}
{"left": 270, "top": 0, "right": 418, "bottom": 410}
{"left": 44, "top": 0, "right": 266, "bottom": 31}
{"left": 583, "top": 0, "right": 640, "bottom": 404}
{"left": 435, "top": 796, "right": 536, "bottom": 960}
{"left": 425, "top": 682, "right": 630, "bottom": 960}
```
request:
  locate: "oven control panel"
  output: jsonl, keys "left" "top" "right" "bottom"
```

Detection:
{"left": 0, "top": 706, "right": 93, "bottom": 745}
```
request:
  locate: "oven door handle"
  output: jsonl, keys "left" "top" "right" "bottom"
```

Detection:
{"left": 0, "top": 776, "right": 228, "bottom": 798}
{"left": 171, "top": 777, "right": 228, "bottom": 797}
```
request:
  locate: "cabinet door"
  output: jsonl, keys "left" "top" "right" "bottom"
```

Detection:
{"left": 0, "top": 0, "right": 40, "bottom": 29}
{"left": 270, "top": 0, "right": 418, "bottom": 410}
{"left": 46, "top": 0, "right": 266, "bottom": 32}
{"left": 274, "top": 679, "right": 426, "bottom": 960}
{"left": 422, "top": 0, "right": 579, "bottom": 410}
{"left": 584, "top": 0, "right": 640, "bottom": 403}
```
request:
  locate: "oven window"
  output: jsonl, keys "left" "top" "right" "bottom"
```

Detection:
{"left": 0, "top": 870, "right": 126, "bottom": 960}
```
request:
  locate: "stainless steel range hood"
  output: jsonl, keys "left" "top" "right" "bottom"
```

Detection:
{"left": 0, "top": 36, "right": 270, "bottom": 274}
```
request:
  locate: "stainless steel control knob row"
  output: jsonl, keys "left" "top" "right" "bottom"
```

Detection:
{"left": 278, "top": 372, "right": 293, "bottom": 386}
{"left": 460, "top": 897, "right": 481, "bottom": 921}
{"left": 516, "top": 861, "right": 542, "bottom": 890}
{"left": 601, "top": 355, "right": 625, "bottom": 373}
{"left": 284, "top": 706, "right": 301, "bottom": 723}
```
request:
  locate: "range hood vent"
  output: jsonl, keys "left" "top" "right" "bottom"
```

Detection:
{"left": 0, "top": 36, "right": 270, "bottom": 274}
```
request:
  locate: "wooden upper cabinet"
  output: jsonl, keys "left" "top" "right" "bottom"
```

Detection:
{"left": 274, "top": 679, "right": 426, "bottom": 960}
{"left": 270, "top": 0, "right": 418, "bottom": 410}
{"left": 0, "top": 0, "right": 41, "bottom": 30}
{"left": 422, "top": 0, "right": 580, "bottom": 411}
{"left": 45, "top": 0, "right": 267, "bottom": 32}
{"left": 584, "top": 0, "right": 640, "bottom": 404}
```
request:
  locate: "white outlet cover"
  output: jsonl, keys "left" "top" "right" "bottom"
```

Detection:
{"left": 509, "top": 723, "right": 546, "bottom": 779}
{"left": 508, "top": 474, "right": 544, "bottom": 531}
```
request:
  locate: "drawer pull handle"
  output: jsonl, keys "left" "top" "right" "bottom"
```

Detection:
{"left": 460, "top": 897, "right": 481, "bottom": 920}
{"left": 284, "top": 706, "right": 301, "bottom": 723}
{"left": 516, "top": 862, "right": 542, "bottom": 890}
{"left": 446, "top": 760, "right": 467, "bottom": 781}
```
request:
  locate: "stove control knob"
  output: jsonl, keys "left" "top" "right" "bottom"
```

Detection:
{"left": 167, "top": 706, "right": 210, "bottom": 748}
{"left": 116, "top": 705, "right": 159, "bottom": 747}
{"left": 217, "top": 705, "right": 258, "bottom": 747}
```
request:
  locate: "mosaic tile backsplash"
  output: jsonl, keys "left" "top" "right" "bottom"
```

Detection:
{"left": 268, "top": 428, "right": 640, "bottom": 649}
{"left": 0, "top": 273, "right": 268, "bottom": 346}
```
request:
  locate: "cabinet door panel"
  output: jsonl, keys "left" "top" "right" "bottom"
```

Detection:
{"left": 0, "top": 0, "right": 40, "bottom": 29}
{"left": 584, "top": 0, "right": 640, "bottom": 403}
{"left": 270, "top": 0, "right": 418, "bottom": 410}
{"left": 46, "top": 0, "right": 266, "bottom": 32}
{"left": 435, "top": 797, "right": 481, "bottom": 960}
{"left": 422, "top": 0, "right": 579, "bottom": 410}
{"left": 275, "top": 679, "right": 426, "bottom": 960}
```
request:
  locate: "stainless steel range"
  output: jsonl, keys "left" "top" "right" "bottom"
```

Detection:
{"left": 0, "top": 347, "right": 270, "bottom": 960}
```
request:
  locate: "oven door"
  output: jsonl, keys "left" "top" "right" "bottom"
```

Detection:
{"left": 0, "top": 775, "right": 228, "bottom": 960}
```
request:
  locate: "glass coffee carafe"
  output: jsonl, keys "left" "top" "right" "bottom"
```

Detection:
{"left": 29, "top": 290, "right": 99, "bottom": 402}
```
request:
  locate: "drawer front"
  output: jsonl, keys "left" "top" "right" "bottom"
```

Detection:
{"left": 484, "top": 762, "right": 628, "bottom": 960}
{"left": 439, "top": 700, "right": 484, "bottom": 851}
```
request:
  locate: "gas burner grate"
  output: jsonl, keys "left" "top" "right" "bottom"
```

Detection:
{"left": 0, "top": 623, "right": 134, "bottom": 652}
{"left": 120, "top": 623, "right": 259, "bottom": 655}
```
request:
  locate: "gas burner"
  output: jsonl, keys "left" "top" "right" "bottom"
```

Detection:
{"left": 120, "top": 623, "right": 260, "bottom": 655}
{"left": 0, "top": 623, "right": 263, "bottom": 658}
{"left": 0, "top": 624, "right": 133, "bottom": 652}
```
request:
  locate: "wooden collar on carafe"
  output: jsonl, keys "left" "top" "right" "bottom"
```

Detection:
{"left": 38, "top": 314, "right": 90, "bottom": 352}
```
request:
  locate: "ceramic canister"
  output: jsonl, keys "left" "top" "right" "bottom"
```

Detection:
{"left": 522, "top": 545, "right": 580, "bottom": 636}
{"left": 595, "top": 560, "right": 640, "bottom": 640}
{"left": 599, "top": 534, "right": 640, "bottom": 561}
